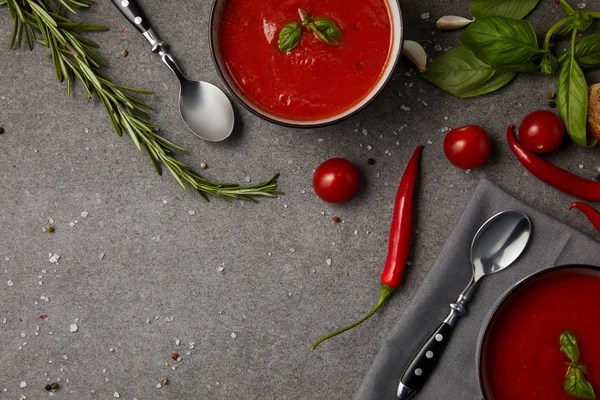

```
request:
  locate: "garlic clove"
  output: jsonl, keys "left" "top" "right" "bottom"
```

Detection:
{"left": 436, "top": 15, "right": 474, "bottom": 30}
{"left": 402, "top": 40, "right": 427, "bottom": 73}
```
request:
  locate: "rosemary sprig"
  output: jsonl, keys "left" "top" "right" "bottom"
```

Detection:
{"left": 1, "top": 0, "right": 282, "bottom": 202}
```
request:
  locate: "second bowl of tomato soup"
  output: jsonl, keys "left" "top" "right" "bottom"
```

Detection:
{"left": 477, "top": 265, "right": 600, "bottom": 400}
{"left": 210, "top": 0, "right": 402, "bottom": 127}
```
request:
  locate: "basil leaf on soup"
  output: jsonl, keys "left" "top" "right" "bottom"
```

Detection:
{"left": 559, "top": 33, "right": 600, "bottom": 69}
{"left": 469, "top": 0, "right": 539, "bottom": 19}
{"left": 306, "top": 18, "right": 342, "bottom": 46}
{"left": 560, "top": 330, "right": 581, "bottom": 363}
{"left": 278, "top": 22, "right": 302, "bottom": 52}
{"left": 564, "top": 365, "right": 596, "bottom": 399}
{"left": 460, "top": 16, "right": 544, "bottom": 70}
{"left": 421, "top": 45, "right": 516, "bottom": 98}
{"left": 558, "top": 51, "right": 595, "bottom": 147}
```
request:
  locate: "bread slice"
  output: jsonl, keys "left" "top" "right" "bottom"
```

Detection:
{"left": 588, "top": 83, "right": 600, "bottom": 143}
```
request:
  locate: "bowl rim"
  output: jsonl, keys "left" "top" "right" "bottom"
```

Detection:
{"left": 208, "top": 0, "right": 403, "bottom": 128}
{"left": 476, "top": 263, "right": 600, "bottom": 400}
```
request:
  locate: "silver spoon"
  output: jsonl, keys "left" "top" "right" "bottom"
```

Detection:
{"left": 110, "top": 0, "right": 234, "bottom": 142}
{"left": 397, "top": 210, "right": 531, "bottom": 400}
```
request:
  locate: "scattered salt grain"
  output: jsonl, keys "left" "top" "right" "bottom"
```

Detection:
{"left": 98, "top": 253, "right": 105, "bottom": 260}
{"left": 326, "top": 258, "right": 332, "bottom": 266}
{"left": 69, "top": 324, "right": 78, "bottom": 333}
{"left": 19, "top": 382, "right": 27, "bottom": 389}
{"left": 49, "top": 253, "right": 60, "bottom": 263}
{"left": 367, "top": 145, "right": 373, "bottom": 150}
{"left": 217, "top": 266, "right": 224, "bottom": 272}
{"left": 354, "top": 230, "right": 358, "bottom": 235}
{"left": 175, "top": 339, "right": 181, "bottom": 345}
{"left": 231, "top": 332, "right": 237, "bottom": 339}
{"left": 69, "top": 222, "right": 75, "bottom": 227}
{"left": 80, "top": 211, "right": 88, "bottom": 218}
{"left": 427, "top": 140, "right": 433, "bottom": 145}
{"left": 290, "top": 248, "right": 295, "bottom": 253}
{"left": 421, "top": 12, "right": 430, "bottom": 19}
{"left": 434, "top": 44, "right": 442, "bottom": 52}
{"left": 113, "top": 392, "right": 120, "bottom": 398}
{"left": 245, "top": 176, "right": 251, "bottom": 182}
{"left": 7, "top": 280, "right": 13, "bottom": 287}
{"left": 578, "top": 164, "right": 584, "bottom": 170}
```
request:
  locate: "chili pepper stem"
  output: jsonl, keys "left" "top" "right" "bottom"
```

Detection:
{"left": 311, "top": 284, "right": 395, "bottom": 350}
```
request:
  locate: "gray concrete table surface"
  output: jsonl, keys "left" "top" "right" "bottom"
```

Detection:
{"left": 0, "top": 0, "right": 599, "bottom": 399}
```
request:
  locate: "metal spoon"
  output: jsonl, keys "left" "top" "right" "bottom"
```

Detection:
{"left": 396, "top": 210, "right": 531, "bottom": 400}
{"left": 110, "top": 0, "right": 234, "bottom": 142}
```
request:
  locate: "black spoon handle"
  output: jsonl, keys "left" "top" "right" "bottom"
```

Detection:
{"left": 110, "top": 0, "right": 151, "bottom": 34}
{"left": 397, "top": 322, "right": 454, "bottom": 397}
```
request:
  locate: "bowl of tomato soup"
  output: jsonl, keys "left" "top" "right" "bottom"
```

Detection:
{"left": 210, "top": 0, "right": 402, "bottom": 127}
{"left": 477, "top": 265, "right": 600, "bottom": 400}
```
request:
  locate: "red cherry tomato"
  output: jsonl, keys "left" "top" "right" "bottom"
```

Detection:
{"left": 313, "top": 158, "right": 359, "bottom": 203}
{"left": 443, "top": 125, "right": 491, "bottom": 169}
{"left": 518, "top": 110, "right": 565, "bottom": 153}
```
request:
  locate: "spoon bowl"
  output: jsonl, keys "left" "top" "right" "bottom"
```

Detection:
{"left": 471, "top": 211, "right": 532, "bottom": 281}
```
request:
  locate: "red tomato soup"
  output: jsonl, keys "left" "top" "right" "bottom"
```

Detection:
{"left": 218, "top": 0, "right": 392, "bottom": 121}
{"left": 483, "top": 270, "right": 600, "bottom": 400}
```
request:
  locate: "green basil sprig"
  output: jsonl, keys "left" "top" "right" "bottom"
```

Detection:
{"left": 560, "top": 331, "right": 596, "bottom": 399}
{"left": 420, "top": 0, "right": 600, "bottom": 148}
{"left": 558, "top": 29, "right": 596, "bottom": 148}
{"left": 421, "top": 45, "right": 516, "bottom": 98}
{"left": 277, "top": 9, "right": 342, "bottom": 52}
{"left": 460, "top": 16, "right": 545, "bottom": 69}
{"left": 469, "top": 0, "right": 539, "bottom": 20}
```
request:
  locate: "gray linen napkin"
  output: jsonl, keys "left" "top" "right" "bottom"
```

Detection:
{"left": 355, "top": 179, "right": 600, "bottom": 400}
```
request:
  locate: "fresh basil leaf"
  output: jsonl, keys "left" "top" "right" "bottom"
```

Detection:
{"left": 573, "top": 11, "right": 593, "bottom": 32}
{"left": 559, "top": 33, "right": 600, "bottom": 69}
{"left": 306, "top": 18, "right": 342, "bottom": 46}
{"left": 564, "top": 365, "right": 596, "bottom": 399}
{"left": 278, "top": 22, "right": 302, "bottom": 52}
{"left": 460, "top": 16, "right": 544, "bottom": 69}
{"left": 555, "top": 23, "right": 576, "bottom": 39}
{"left": 558, "top": 56, "right": 596, "bottom": 147}
{"left": 421, "top": 45, "right": 516, "bottom": 98}
{"left": 469, "top": 0, "right": 539, "bottom": 19}
{"left": 560, "top": 331, "right": 581, "bottom": 363}
{"left": 540, "top": 54, "right": 559, "bottom": 75}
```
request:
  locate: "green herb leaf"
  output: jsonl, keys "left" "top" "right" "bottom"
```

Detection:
{"left": 561, "top": 331, "right": 581, "bottom": 363}
{"left": 421, "top": 45, "right": 516, "bottom": 98}
{"left": 469, "top": 0, "right": 539, "bottom": 19}
{"left": 460, "top": 16, "right": 544, "bottom": 69}
{"left": 539, "top": 53, "right": 559, "bottom": 75}
{"left": 559, "top": 33, "right": 600, "bottom": 69}
{"left": 278, "top": 21, "right": 302, "bottom": 52}
{"left": 573, "top": 11, "right": 594, "bottom": 32}
{"left": 564, "top": 365, "right": 596, "bottom": 399}
{"left": 558, "top": 40, "right": 596, "bottom": 147}
{"left": 306, "top": 17, "right": 342, "bottom": 46}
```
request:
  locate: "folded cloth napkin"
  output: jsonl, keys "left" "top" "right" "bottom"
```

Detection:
{"left": 355, "top": 179, "right": 600, "bottom": 400}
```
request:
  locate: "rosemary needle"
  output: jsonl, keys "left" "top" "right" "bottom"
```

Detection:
{"left": 2, "top": 0, "right": 282, "bottom": 202}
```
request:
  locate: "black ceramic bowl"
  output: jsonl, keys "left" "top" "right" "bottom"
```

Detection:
{"left": 476, "top": 264, "right": 600, "bottom": 400}
{"left": 208, "top": 0, "right": 404, "bottom": 128}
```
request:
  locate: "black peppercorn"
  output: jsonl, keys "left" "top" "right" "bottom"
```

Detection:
{"left": 367, "top": 158, "right": 376, "bottom": 165}
{"left": 549, "top": 101, "right": 557, "bottom": 108}
{"left": 0, "top": 127, "right": 5, "bottom": 135}
{"left": 45, "top": 384, "right": 52, "bottom": 391}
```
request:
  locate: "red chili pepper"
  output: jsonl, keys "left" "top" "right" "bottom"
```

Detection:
{"left": 507, "top": 125, "right": 600, "bottom": 201}
{"left": 312, "top": 145, "right": 423, "bottom": 350}
{"left": 570, "top": 202, "right": 600, "bottom": 232}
